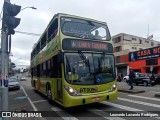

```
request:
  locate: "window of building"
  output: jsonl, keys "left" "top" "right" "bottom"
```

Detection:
{"left": 132, "top": 38, "right": 136, "bottom": 40}
{"left": 139, "top": 39, "right": 142, "bottom": 44}
{"left": 114, "top": 36, "right": 121, "bottom": 43}
{"left": 132, "top": 47, "right": 137, "bottom": 50}
{"left": 145, "top": 40, "right": 149, "bottom": 43}
{"left": 151, "top": 42, "right": 154, "bottom": 46}
{"left": 146, "top": 59, "right": 158, "bottom": 65}
{"left": 115, "top": 46, "right": 121, "bottom": 52}
{"left": 116, "top": 56, "right": 120, "bottom": 63}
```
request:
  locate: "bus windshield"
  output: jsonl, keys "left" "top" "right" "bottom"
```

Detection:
{"left": 64, "top": 53, "right": 115, "bottom": 85}
{"left": 61, "top": 17, "right": 111, "bottom": 40}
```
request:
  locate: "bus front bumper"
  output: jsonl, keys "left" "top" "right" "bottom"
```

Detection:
{"left": 63, "top": 88, "right": 118, "bottom": 107}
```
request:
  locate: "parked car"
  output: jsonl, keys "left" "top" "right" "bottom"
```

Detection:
{"left": 133, "top": 73, "right": 156, "bottom": 86}
{"left": 123, "top": 72, "right": 140, "bottom": 83}
{"left": 20, "top": 77, "right": 27, "bottom": 81}
{"left": 123, "top": 75, "right": 129, "bottom": 81}
{"left": 8, "top": 77, "right": 20, "bottom": 90}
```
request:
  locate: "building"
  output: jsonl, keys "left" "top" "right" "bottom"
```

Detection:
{"left": 112, "top": 33, "right": 160, "bottom": 76}
{"left": 129, "top": 46, "right": 160, "bottom": 74}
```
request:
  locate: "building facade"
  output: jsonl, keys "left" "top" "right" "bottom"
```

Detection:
{"left": 112, "top": 33, "right": 160, "bottom": 76}
{"left": 129, "top": 46, "right": 160, "bottom": 74}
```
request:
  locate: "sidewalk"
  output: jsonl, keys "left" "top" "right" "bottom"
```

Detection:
{"left": 116, "top": 81, "right": 145, "bottom": 94}
{"left": 0, "top": 87, "right": 37, "bottom": 120}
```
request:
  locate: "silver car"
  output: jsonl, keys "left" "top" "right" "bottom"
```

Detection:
{"left": 8, "top": 78, "right": 20, "bottom": 90}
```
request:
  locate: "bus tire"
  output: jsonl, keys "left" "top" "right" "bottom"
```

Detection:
{"left": 46, "top": 84, "right": 52, "bottom": 103}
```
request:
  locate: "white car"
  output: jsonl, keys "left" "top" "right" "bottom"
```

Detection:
{"left": 123, "top": 75, "right": 129, "bottom": 81}
{"left": 20, "top": 77, "right": 27, "bottom": 81}
{"left": 8, "top": 78, "right": 20, "bottom": 90}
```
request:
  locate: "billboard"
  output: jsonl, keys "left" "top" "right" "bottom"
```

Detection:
{"left": 129, "top": 46, "right": 160, "bottom": 61}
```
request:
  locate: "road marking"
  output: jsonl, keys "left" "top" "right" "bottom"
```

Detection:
{"left": 14, "top": 96, "right": 28, "bottom": 100}
{"left": 51, "top": 107, "right": 78, "bottom": 120}
{"left": 118, "top": 97, "right": 160, "bottom": 108}
{"left": 89, "top": 108, "right": 126, "bottom": 120}
{"left": 21, "top": 86, "right": 38, "bottom": 111}
{"left": 149, "top": 91, "right": 160, "bottom": 93}
{"left": 32, "top": 100, "right": 47, "bottom": 104}
{"left": 102, "top": 101, "right": 160, "bottom": 119}
{"left": 128, "top": 95, "right": 160, "bottom": 101}
{"left": 102, "top": 101, "right": 143, "bottom": 111}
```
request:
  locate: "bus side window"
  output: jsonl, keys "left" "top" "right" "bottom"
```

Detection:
{"left": 48, "top": 18, "right": 58, "bottom": 42}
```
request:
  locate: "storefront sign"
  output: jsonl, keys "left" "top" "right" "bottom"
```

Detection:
{"left": 129, "top": 46, "right": 160, "bottom": 61}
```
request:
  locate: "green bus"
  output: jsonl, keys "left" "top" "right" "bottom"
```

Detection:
{"left": 31, "top": 13, "right": 117, "bottom": 107}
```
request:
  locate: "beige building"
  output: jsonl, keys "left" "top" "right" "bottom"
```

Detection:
{"left": 112, "top": 33, "right": 160, "bottom": 76}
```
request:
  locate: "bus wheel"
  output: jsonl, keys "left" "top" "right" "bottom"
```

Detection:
{"left": 46, "top": 85, "right": 52, "bottom": 103}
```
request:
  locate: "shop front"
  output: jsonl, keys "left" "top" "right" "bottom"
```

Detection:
{"left": 129, "top": 46, "right": 160, "bottom": 74}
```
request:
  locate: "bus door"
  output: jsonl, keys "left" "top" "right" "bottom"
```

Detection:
{"left": 57, "top": 78, "right": 62, "bottom": 100}
{"left": 56, "top": 53, "right": 63, "bottom": 100}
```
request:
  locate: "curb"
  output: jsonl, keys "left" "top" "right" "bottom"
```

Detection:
{"left": 118, "top": 89, "right": 145, "bottom": 94}
{"left": 154, "top": 93, "right": 160, "bottom": 97}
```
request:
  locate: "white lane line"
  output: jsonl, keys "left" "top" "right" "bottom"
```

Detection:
{"left": 21, "top": 87, "right": 46, "bottom": 120}
{"left": 149, "top": 91, "right": 160, "bottom": 93}
{"left": 51, "top": 107, "right": 78, "bottom": 120}
{"left": 102, "top": 101, "right": 143, "bottom": 111}
{"left": 102, "top": 101, "right": 160, "bottom": 119}
{"left": 118, "top": 97, "right": 160, "bottom": 108}
{"left": 128, "top": 95, "right": 160, "bottom": 101}
{"left": 32, "top": 100, "right": 47, "bottom": 104}
{"left": 89, "top": 108, "right": 126, "bottom": 120}
{"left": 21, "top": 86, "right": 37, "bottom": 111}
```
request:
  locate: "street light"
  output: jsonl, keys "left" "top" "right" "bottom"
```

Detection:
{"left": 21, "top": 6, "right": 37, "bottom": 11}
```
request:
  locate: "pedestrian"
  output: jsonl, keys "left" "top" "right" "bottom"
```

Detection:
{"left": 120, "top": 73, "right": 123, "bottom": 82}
{"left": 128, "top": 67, "right": 135, "bottom": 90}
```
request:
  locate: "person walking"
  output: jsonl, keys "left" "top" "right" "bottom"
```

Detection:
{"left": 129, "top": 67, "right": 135, "bottom": 90}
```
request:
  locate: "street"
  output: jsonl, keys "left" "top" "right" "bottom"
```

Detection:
{"left": 1, "top": 76, "right": 160, "bottom": 120}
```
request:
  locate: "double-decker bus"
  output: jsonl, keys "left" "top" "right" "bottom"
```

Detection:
{"left": 31, "top": 13, "right": 117, "bottom": 107}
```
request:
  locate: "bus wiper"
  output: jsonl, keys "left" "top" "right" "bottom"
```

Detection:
{"left": 78, "top": 51, "right": 90, "bottom": 71}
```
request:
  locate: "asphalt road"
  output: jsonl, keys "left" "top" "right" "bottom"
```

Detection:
{"left": 1, "top": 76, "right": 160, "bottom": 120}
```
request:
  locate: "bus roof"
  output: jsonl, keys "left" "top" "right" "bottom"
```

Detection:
{"left": 31, "top": 13, "right": 107, "bottom": 52}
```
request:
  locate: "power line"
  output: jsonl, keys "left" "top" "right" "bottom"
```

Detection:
{"left": 0, "top": 29, "right": 41, "bottom": 36}
{"left": 15, "top": 30, "right": 41, "bottom": 36}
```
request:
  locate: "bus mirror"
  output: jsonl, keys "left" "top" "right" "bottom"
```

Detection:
{"left": 58, "top": 51, "right": 63, "bottom": 63}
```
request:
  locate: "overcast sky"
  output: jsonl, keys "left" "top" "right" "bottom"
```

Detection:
{"left": 0, "top": 0, "right": 160, "bottom": 68}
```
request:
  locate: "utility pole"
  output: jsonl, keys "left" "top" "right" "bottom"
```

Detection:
{"left": 1, "top": 0, "right": 10, "bottom": 120}
{"left": 1, "top": 0, "right": 21, "bottom": 120}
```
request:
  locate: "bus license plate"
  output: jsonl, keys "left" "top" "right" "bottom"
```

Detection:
{"left": 92, "top": 96, "right": 101, "bottom": 102}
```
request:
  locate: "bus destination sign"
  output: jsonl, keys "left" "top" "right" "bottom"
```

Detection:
{"left": 62, "top": 39, "right": 113, "bottom": 53}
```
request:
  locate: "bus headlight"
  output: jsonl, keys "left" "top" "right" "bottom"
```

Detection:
{"left": 108, "top": 83, "right": 117, "bottom": 92}
{"left": 64, "top": 86, "right": 82, "bottom": 96}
